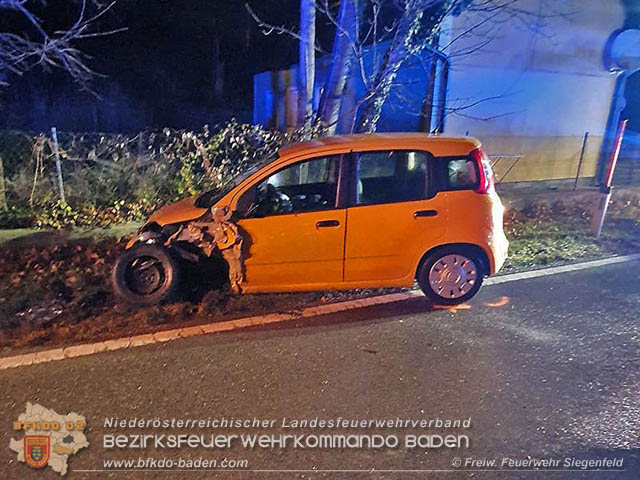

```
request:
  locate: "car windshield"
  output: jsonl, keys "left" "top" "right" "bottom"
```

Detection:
{"left": 193, "top": 152, "right": 279, "bottom": 208}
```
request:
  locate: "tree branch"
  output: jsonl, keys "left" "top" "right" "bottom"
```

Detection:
{"left": 245, "top": 3, "right": 327, "bottom": 55}
{"left": 0, "top": 0, "right": 126, "bottom": 91}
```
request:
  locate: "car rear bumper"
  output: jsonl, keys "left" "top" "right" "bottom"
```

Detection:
{"left": 489, "top": 229, "right": 509, "bottom": 274}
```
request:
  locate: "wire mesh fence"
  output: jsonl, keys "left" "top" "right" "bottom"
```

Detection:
{"left": 0, "top": 121, "right": 324, "bottom": 228}
{"left": 615, "top": 156, "right": 640, "bottom": 185}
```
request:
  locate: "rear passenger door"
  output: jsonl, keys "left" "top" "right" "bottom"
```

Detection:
{"left": 344, "top": 150, "right": 448, "bottom": 283}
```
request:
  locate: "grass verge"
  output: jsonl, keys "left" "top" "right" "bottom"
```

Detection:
{"left": 502, "top": 191, "right": 640, "bottom": 272}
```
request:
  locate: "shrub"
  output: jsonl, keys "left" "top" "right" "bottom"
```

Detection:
{"left": 0, "top": 205, "right": 32, "bottom": 229}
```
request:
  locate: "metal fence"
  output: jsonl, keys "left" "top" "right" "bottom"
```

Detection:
{"left": 614, "top": 157, "right": 640, "bottom": 185}
{"left": 0, "top": 124, "right": 297, "bottom": 217}
{"left": 0, "top": 129, "right": 169, "bottom": 208}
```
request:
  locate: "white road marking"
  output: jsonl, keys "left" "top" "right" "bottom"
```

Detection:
{"left": 485, "top": 254, "right": 640, "bottom": 286}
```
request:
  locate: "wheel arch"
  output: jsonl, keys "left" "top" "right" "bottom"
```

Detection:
{"left": 415, "top": 243, "right": 491, "bottom": 279}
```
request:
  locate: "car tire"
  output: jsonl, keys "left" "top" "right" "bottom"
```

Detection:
{"left": 112, "top": 244, "right": 181, "bottom": 306}
{"left": 418, "top": 247, "right": 485, "bottom": 305}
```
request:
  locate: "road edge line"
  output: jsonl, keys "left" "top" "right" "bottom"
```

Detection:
{"left": 0, "top": 292, "right": 414, "bottom": 371}
{"left": 484, "top": 253, "right": 640, "bottom": 286}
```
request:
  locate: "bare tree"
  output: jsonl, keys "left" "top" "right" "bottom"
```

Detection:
{"left": 335, "top": 0, "right": 571, "bottom": 132}
{"left": 354, "top": 0, "right": 455, "bottom": 132}
{"left": 0, "top": 0, "right": 125, "bottom": 89}
{"left": 298, "top": 0, "right": 316, "bottom": 130}
{"left": 315, "top": 0, "right": 358, "bottom": 134}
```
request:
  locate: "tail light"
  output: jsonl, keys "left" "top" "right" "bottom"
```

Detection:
{"left": 470, "top": 147, "right": 494, "bottom": 194}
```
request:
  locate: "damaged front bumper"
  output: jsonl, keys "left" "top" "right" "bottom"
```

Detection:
{"left": 124, "top": 207, "right": 245, "bottom": 293}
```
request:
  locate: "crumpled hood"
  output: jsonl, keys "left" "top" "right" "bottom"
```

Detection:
{"left": 147, "top": 196, "right": 208, "bottom": 226}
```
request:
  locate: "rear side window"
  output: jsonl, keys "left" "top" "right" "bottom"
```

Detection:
{"left": 355, "top": 150, "right": 431, "bottom": 206}
{"left": 439, "top": 157, "right": 480, "bottom": 191}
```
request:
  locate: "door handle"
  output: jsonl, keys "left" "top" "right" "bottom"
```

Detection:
{"left": 316, "top": 220, "right": 340, "bottom": 229}
{"left": 414, "top": 210, "right": 438, "bottom": 218}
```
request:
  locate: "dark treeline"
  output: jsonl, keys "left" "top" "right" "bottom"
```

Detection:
{"left": 0, "top": 0, "right": 335, "bottom": 132}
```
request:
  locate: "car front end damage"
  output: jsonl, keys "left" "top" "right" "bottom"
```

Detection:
{"left": 119, "top": 206, "right": 245, "bottom": 303}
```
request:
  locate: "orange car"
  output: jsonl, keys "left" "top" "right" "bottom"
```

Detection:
{"left": 113, "top": 133, "right": 508, "bottom": 306}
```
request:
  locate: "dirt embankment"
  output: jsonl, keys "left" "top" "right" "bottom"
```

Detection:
{"left": 0, "top": 238, "right": 401, "bottom": 353}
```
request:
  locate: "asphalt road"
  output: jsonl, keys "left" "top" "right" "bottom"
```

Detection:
{"left": 1, "top": 260, "right": 639, "bottom": 479}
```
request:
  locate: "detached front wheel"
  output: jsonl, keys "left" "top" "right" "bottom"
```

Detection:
{"left": 112, "top": 244, "right": 180, "bottom": 306}
{"left": 418, "top": 248, "right": 484, "bottom": 305}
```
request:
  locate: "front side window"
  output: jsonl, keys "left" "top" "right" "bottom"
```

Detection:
{"left": 355, "top": 150, "right": 430, "bottom": 206}
{"left": 238, "top": 155, "right": 340, "bottom": 217}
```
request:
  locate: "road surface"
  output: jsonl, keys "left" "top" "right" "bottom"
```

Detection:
{"left": 1, "top": 260, "right": 639, "bottom": 479}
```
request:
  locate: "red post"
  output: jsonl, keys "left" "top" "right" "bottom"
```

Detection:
{"left": 591, "top": 119, "right": 628, "bottom": 236}
{"left": 604, "top": 119, "right": 627, "bottom": 188}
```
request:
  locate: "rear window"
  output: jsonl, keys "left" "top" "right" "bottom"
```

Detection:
{"left": 440, "top": 157, "right": 479, "bottom": 191}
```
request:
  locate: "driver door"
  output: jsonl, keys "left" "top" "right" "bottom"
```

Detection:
{"left": 234, "top": 154, "right": 346, "bottom": 292}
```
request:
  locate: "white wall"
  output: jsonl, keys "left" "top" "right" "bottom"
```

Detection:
{"left": 442, "top": 0, "right": 625, "bottom": 181}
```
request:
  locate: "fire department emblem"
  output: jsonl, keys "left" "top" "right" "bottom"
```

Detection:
{"left": 24, "top": 435, "right": 50, "bottom": 468}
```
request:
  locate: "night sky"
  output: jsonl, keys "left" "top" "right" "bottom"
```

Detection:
{"left": 1, "top": 0, "right": 335, "bottom": 131}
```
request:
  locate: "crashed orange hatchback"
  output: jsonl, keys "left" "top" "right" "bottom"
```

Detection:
{"left": 113, "top": 133, "right": 509, "bottom": 306}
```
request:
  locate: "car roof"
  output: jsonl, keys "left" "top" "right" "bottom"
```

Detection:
{"left": 278, "top": 133, "right": 481, "bottom": 158}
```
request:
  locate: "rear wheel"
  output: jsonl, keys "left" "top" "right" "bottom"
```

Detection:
{"left": 112, "top": 244, "right": 180, "bottom": 306}
{"left": 418, "top": 248, "right": 484, "bottom": 305}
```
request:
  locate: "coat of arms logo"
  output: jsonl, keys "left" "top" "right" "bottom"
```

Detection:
{"left": 24, "top": 435, "right": 51, "bottom": 468}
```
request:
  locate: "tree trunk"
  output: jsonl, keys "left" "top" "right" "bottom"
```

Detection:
{"left": 356, "top": 0, "right": 453, "bottom": 133}
{"left": 317, "top": 0, "right": 358, "bottom": 134}
{"left": 297, "top": 0, "right": 316, "bottom": 130}
{"left": 357, "top": 1, "right": 423, "bottom": 133}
